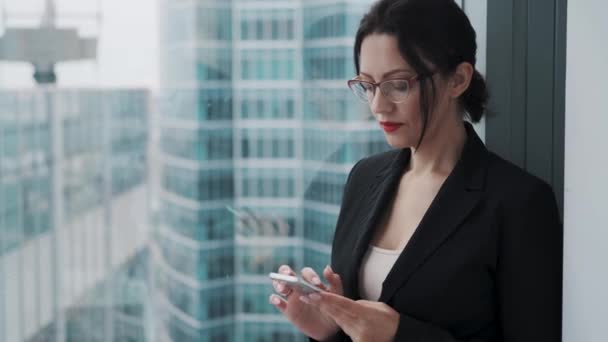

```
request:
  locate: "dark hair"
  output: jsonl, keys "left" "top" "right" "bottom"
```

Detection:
{"left": 354, "top": 0, "right": 488, "bottom": 147}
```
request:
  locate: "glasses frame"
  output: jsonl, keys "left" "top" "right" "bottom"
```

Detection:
{"left": 347, "top": 74, "right": 423, "bottom": 104}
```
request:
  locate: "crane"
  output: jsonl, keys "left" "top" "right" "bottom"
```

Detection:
{"left": 0, "top": 0, "right": 98, "bottom": 84}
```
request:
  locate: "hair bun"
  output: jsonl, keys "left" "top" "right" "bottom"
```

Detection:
{"left": 462, "top": 69, "right": 488, "bottom": 123}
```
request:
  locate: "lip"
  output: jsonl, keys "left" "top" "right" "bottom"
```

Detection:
{"left": 380, "top": 122, "right": 403, "bottom": 133}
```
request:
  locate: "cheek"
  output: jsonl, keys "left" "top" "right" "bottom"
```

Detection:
{"left": 396, "top": 97, "right": 422, "bottom": 125}
{"left": 388, "top": 100, "right": 425, "bottom": 147}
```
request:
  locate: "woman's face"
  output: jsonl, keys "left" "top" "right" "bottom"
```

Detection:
{"left": 358, "top": 33, "right": 449, "bottom": 149}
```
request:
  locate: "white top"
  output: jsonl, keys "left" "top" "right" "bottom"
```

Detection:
{"left": 358, "top": 245, "right": 403, "bottom": 301}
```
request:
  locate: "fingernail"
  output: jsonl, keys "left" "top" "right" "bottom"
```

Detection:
{"left": 311, "top": 276, "right": 321, "bottom": 285}
{"left": 299, "top": 295, "right": 311, "bottom": 304}
{"left": 308, "top": 293, "right": 321, "bottom": 302}
{"left": 270, "top": 296, "right": 280, "bottom": 305}
{"left": 326, "top": 265, "right": 333, "bottom": 273}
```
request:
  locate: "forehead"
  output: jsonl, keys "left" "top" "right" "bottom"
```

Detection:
{"left": 359, "top": 33, "right": 414, "bottom": 78}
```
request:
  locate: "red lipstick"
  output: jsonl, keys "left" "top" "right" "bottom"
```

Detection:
{"left": 380, "top": 121, "right": 403, "bottom": 133}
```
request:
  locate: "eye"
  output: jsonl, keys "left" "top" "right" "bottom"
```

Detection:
{"left": 361, "top": 82, "right": 374, "bottom": 92}
{"left": 390, "top": 80, "right": 408, "bottom": 91}
{"left": 384, "top": 80, "right": 408, "bottom": 93}
{"left": 352, "top": 81, "right": 373, "bottom": 93}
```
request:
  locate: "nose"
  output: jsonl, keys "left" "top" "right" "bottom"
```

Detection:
{"left": 369, "top": 87, "right": 393, "bottom": 115}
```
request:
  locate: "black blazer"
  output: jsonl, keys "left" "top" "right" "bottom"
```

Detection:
{"left": 319, "top": 122, "right": 562, "bottom": 342}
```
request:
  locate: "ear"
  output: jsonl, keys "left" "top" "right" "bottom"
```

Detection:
{"left": 448, "top": 62, "right": 474, "bottom": 98}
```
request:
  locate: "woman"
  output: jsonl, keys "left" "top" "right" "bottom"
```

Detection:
{"left": 269, "top": 0, "right": 563, "bottom": 341}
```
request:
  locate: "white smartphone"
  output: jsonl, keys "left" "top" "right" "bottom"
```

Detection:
{"left": 269, "top": 272, "right": 322, "bottom": 295}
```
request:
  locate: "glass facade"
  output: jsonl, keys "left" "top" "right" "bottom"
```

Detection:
{"left": 0, "top": 89, "right": 150, "bottom": 342}
{"left": 301, "top": 0, "right": 387, "bottom": 276}
{"left": 157, "top": 0, "right": 237, "bottom": 340}
{"left": 0, "top": 92, "right": 52, "bottom": 254}
{"left": 156, "top": 0, "right": 385, "bottom": 341}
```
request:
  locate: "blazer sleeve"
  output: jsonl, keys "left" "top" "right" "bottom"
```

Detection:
{"left": 393, "top": 181, "right": 563, "bottom": 342}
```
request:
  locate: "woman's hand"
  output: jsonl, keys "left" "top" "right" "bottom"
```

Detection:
{"left": 301, "top": 291, "right": 400, "bottom": 342}
{"left": 270, "top": 264, "right": 343, "bottom": 341}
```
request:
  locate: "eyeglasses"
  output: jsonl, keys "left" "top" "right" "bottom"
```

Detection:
{"left": 347, "top": 74, "right": 422, "bottom": 104}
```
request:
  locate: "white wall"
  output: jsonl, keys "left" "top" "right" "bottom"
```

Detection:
{"left": 563, "top": 1, "right": 608, "bottom": 341}
{"left": 462, "top": 0, "right": 487, "bottom": 141}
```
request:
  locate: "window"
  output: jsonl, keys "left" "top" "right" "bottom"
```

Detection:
{"left": 0, "top": 1, "right": 487, "bottom": 341}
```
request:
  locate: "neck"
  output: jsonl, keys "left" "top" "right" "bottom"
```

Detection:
{"left": 407, "top": 118, "right": 467, "bottom": 177}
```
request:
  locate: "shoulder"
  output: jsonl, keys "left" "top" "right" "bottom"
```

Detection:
{"left": 484, "top": 150, "right": 558, "bottom": 214}
{"left": 337, "top": 149, "right": 399, "bottom": 205}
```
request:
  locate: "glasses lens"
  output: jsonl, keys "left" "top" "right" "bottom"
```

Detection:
{"left": 349, "top": 81, "right": 374, "bottom": 103}
{"left": 381, "top": 80, "right": 409, "bottom": 103}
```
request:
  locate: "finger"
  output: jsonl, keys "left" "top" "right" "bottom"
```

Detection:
{"left": 272, "top": 280, "right": 292, "bottom": 297}
{"left": 317, "top": 291, "right": 357, "bottom": 313}
{"left": 278, "top": 264, "right": 296, "bottom": 276}
{"left": 300, "top": 267, "right": 327, "bottom": 290}
{"left": 323, "top": 265, "right": 344, "bottom": 295}
{"left": 315, "top": 293, "right": 359, "bottom": 328}
{"left": 277, "top": 265, "right": 311, "bottom": 298}
{"left": 269, "top": 294, "right": 288, "bottom": 313}
{"left": 356, "top": 300, "right": 381, "bottom": 309}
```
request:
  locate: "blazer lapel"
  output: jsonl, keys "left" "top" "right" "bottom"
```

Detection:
{"left": 378, "top": 122, "right": 489, "bottom": 303}
{"left": 343, "top": 147, "right": 412, "bottom": 299}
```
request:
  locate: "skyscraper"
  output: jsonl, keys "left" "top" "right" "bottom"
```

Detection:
{"left": 0, "top": 88, "right": 150, "bottom": 341}
{"left": 156, "top": 0, "right": 387, "bottom": 341}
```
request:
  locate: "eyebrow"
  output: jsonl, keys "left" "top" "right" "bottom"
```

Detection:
{"left": 359, "top": 68, "right": 414, "bottom": 80}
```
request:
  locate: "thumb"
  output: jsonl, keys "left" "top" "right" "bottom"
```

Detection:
{"left": 323, "top": 265, "right": 344, "bottom": 295}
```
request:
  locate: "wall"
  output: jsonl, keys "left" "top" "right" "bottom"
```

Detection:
{"left": 563, "top": 1, "right": 608, "bottom": 341}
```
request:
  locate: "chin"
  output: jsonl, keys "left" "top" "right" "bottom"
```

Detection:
{"left": 385, "top": 135, "right": 415, "bottom": 149}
